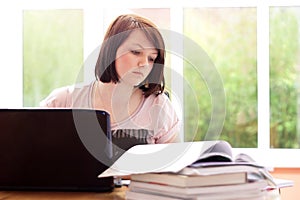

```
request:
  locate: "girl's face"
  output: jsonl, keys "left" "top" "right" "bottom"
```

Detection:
{"left": 115, "top": 30, "right": 158, "bottom": 87}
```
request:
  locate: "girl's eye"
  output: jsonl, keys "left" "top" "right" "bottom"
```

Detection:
{"left": 148, "top": 57, "right": 155, "bottom": 62}
{"left": 131, "top": 50, "right": 140, "bottom": 55}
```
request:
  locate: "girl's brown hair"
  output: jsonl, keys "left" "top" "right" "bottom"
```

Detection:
{"left": 94, "top": 14, "right": 165, "bottom": 97}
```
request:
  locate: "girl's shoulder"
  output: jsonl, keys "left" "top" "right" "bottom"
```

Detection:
{"left": 145, "top": 91, "right": 169, "bottom": 102}
{"left": 143, "top": 91, "right": 172, "bottom": 107}
{"left": 39, "top": 85, "right": 73, "bottom": 107}
{"left": 39, "top": 82, "right": 94, "bottom": 108}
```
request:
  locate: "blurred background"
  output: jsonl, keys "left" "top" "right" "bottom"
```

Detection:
{"left": 22, "top": 6, "right": 300, "bottom": 149}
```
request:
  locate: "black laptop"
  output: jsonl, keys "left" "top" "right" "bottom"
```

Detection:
{"left": 0, "top": 108, "right": 114, "bottom": 192}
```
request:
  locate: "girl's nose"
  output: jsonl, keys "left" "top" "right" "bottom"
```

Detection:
{"left": 138, "top": 56, "right": 149, "bottom": 67}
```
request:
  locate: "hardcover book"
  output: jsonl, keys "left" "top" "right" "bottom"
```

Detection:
{"left": 130, "top": 171, "right": 247, "bottom": 187}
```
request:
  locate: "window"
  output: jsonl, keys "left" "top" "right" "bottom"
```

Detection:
{"left": 183, "top": 8, "right": 257, "bottom": 147}
{"left": 2, "top": 1, "right": 300, "bottom": 167}
{"left": 269, "top": 7, "right": 300, "bottom": 149}
{"left": 23, "top": 10, "right": 83, "bottom": 106}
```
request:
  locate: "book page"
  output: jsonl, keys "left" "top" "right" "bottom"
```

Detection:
{"left": 98, "top": 141, "right": 223, "bottom": 178}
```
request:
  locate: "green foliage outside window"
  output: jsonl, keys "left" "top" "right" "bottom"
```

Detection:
{"left": 270, "top": 8, "right": 300, "bottom": 148}
{"left": 23, "top": 10, "right": 83, "bottom": 107}
{"left": 184, "top": 7, "right": 300, "bottom": 148}
{"left": 183, "top": 8, "right": 258, "bottom": 147}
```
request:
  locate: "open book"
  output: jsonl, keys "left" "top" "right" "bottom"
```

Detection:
{"left": 99, "top": 140, "right": 235, "bottom": 177}
{"left": 98, "top": 140, "right": 292, "bottom": 188}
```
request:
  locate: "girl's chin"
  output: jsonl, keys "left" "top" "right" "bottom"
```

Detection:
{"left": 119, "top": 79, "right": 144, "bottom": 87}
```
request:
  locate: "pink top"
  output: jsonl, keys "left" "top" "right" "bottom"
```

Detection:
{"left": 40, "top": 81, "right": 181, "bottom": 144}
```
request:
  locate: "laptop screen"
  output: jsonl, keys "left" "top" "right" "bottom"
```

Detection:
{"left": 0, "top": 108, "right": 114, "bottom": 191}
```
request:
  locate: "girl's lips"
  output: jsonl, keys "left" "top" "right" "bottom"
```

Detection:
{"left": 132, "top": 71, "right": 144, "bottom": 77}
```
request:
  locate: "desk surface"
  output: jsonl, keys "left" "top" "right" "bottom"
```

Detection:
{"left": 0, "top": 187, "right": 282, "bottom": 200}
{"left": 0, "top": 186, "right": 128, "bottom": 200}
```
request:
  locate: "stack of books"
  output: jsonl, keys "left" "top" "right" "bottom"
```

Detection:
{"left": 97, "top": 140, "right": 293, "bottom": 200}
{"left": 126, "top": 165, "right": 270, "bottom": 200}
